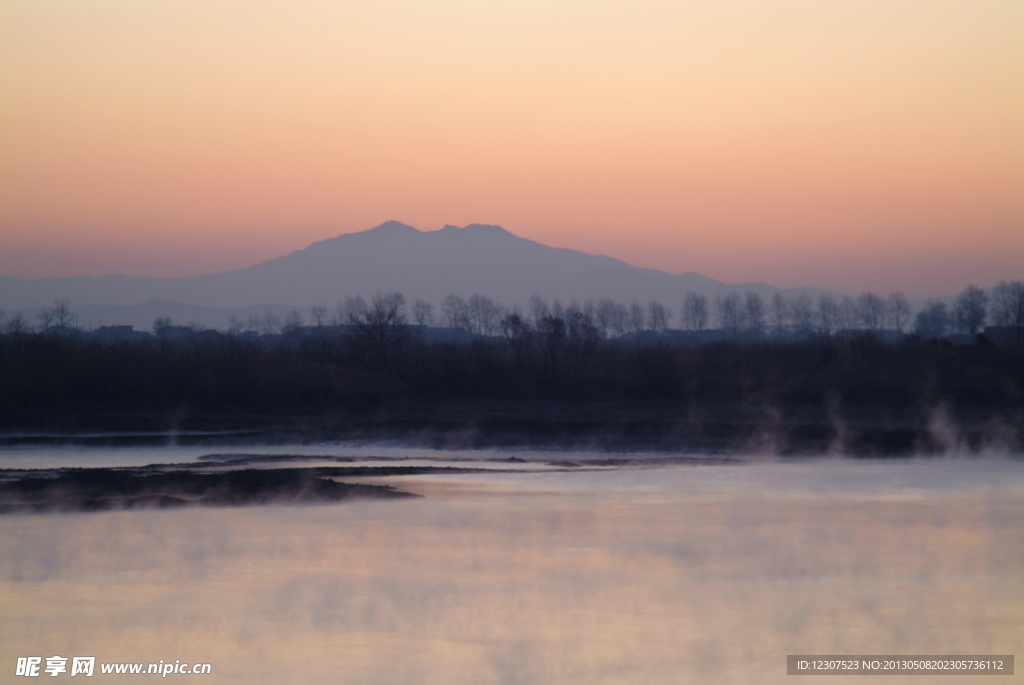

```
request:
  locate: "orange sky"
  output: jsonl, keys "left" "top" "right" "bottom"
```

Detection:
{"left": 1, "top": 1, "right": 1021, "bottom": 297}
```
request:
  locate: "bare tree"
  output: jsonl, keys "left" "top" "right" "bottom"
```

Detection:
{"left": 412, "top": 299, "right": 434, "bottom": 327}
{"left": 791, "top": 294, "right": 814, "bottom": 331}
{"left": 991, "top": 281, "right": 1023, "bottom": 325}
{"left": 817, "top": 295, "right": 839, "bottom": 335}
{"left": 442, "top": 294, "right": 470, "bottom": 330}
{"left": 340, "top": 296, "right": 368, "bottom": 325}
{"left": 991, "top": 280, "right": 1024, "bottom": 346}
{"left": 839, "top": 295, "right": 858, "bottom": 332}
{"left": 550, "top": 299, "right": 565, "bottom": 322}
{"left": 37, "top": 309, "right": 54, "bottom": 329}
{"left": 153, "top": 317, "right": 173, "bottom": 335}
{"left": 310, "top": 303, "right": 327, "bottom": 327}
{"left": 608, "top": 300, "right": 628, "bottom": 338}
{"left": 283, "top": 309, "right": 304, "bottom": 334}
{"left": 770, "top": 293, "right": 788, "bottom": 336}
{"left": 261, "top": 311, "right": 281, "bottom": 335}
{"left": 468, "top": 293, "right": 501, "bottom": 336}
{"left": 627, "top": 301, "right": 646, "bottom": 334}
{"left": 856, "top": 292, "right": 885, "bottom": 332}
{"left": 716, "top": 292, "right": 743, "bottom": 336}
{"left": 593, "top": 296, "right": 622, "bottom": 337}
{"left": 886, "top": 292, "right": 911, "bottom": 332}
{"left": 4, "top": 312, "right": 29, "bottom": 335}
{"left": 582, "top": 300, "right": 597, "bottom": 328}
{"left": 682, "top": 292, "right": 708, "bottom": 331}
{"left": 647, "top": 300, "right": 670, "bottom": 332}
{"left": 529, "top": 295, "right": 550, "bottom": 328}
{"left": 744, "top": 291, "right": 765, "bottom": 333}
{"left": 595, "top": 298, "right": 619, "bottom": 338}
{"left": 536, "top": 314, "right": 565, "bottom": 380}
{"left": 347, "top": 292, "right": 409, "bottom": 368}
{"left": 566, "top": 310, "right": 600, "bottom": 375}
{"left": 51, "top": 298, "right": 72, "bottom": 328}
{"left": 953, "top": 285, "right": 988, "bottom": 335}
{"left": 914, "top": 300, "right": 950, "bottom": 338}
{"left": 500, "top": 311, "right": 534, "bottom": 373}
{"left": 563, "top": 301, "right": 581, "bottom": 324}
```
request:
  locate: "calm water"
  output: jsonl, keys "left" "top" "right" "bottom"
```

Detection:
{"left": 2, "top": 449, "right": 1022, "bottom": 684}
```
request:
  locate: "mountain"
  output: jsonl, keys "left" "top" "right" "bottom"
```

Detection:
{"left": 1, "top": 221, "right": 842, "bottom": 327}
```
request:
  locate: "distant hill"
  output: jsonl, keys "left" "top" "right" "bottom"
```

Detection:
{"left": 1, "top": 221, "right": 844, "bottom": 327}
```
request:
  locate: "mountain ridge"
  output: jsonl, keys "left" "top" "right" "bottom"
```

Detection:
{"left": 1, "top": 222, "right": 844, "bottom": 324}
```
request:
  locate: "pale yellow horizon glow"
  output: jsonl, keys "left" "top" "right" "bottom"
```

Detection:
{"left": 1, "top": 1, "right": 1021, "bottom": 297}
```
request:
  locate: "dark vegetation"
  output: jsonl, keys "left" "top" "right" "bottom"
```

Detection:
{"left": 2, "top": 324, "right": 1022, "bottom": 455}
{"left": 0, "top": 467, "right": 417, "bottom": 514}
{"left": 0, "top": 454, "right": 744, "bottom": 514}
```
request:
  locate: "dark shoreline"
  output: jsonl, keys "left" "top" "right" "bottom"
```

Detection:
{"left": 0, "top": 452, "right": 754, "bottom": 515}
{"left": 4, "top": 334, "right": 1022, "bottom": 455}
{"left": 2, "top": 400, "right": 1020, "bottom": 456}
{"left": 0, "top": 466, "right": 421, "bottom": 515}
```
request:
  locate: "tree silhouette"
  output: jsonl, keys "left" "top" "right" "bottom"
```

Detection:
{"left": 628, "top": 301, "right": 646, "bottom": 334}
{"left": 283, "top": 310, "right": 304, "bottom": 334}
{"left": 51, "top": 298, "right": 73, "bottom": 328}
{"left": 153, "top": 317, "right": 173, "bottom": 335}
{"left": 682, "top": 292, "right": 708, "bottom": 332}
{"left": 886, "top": 292, "right": 911, "bottom": 332}
{"left": 347, "top": 292, "right": 409, "bottom": 369}
{"left": 744, "top": 291, "right": 765, "bottom": 333}
{"left": 468, "top": 294, "right": 501, "bottom": 336}
{"left": 537, "top": 314, "right": 565, "bottom": 381}
{"left": 500, "top": 311, "right": 534, "bottom": 374}
{"left": 915, "top": 300, "right": 950, "bottom": 339}
{"left": 770, "top": 293, "right": 788, "bottom": 336}
{"left": 412, "top": 299, "right": 434, "bottom": 327}
{"left": 991, "top": 280, "right": 1024, "bottom": 346}
{"left": 442, "top": 294, "right": 470, "bottom": 330}
{"left": 856, "top": 292, "right": 885, "bottom": 332}
{"left": 647, "top": 300, "right": 670, "bottom": 332}
{"left": 953, "top": 285, "right": 987, "bottom": 336}
{"left": 791, "top": 294, "right": 814, "bottom": 331}
{"left": 817, "top": 295, "right": 839, "bottom": 336}
{"left": 717, "top": 292, "right": 743, "bottom": 336}
{"left": 310, "top": 304, "right": 328, "bottom": 327}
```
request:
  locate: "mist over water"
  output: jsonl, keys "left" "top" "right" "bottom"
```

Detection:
{"left": 2, "top": 453, "right": 1022, "bottom": 684}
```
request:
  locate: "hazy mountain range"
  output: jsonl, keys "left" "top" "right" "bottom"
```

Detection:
{"left": 2, "top": 221, "right": 845, "bottom": 329}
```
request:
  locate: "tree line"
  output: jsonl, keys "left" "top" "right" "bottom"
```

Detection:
{"left": 3, "top": 285, "right": 1022, "bottom": 455}
{"left": 3, "top": 280, "right": 1022, "bottom": 344}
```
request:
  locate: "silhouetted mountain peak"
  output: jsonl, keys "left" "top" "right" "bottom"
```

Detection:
{"left": 439, "top": 223, "right": 515, "bottom": 238}
{"left": 366, "top": 220, "right": 419, "bottom": 235}
{"left": 1, "top": 220, "right": 847, "bottom": 320}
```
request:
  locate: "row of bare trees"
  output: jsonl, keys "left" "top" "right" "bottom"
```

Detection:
{"left": 5, "top": 280, "right": 1023, "bottom": 344}
{"left": 916, "top": 281, "right": 1024, "bottom": 343}
{"left": 421, "top": 282, "right": 1018, "bottom": 340}
{"left": 699, "top": 290, "right": 911, "bottom": 336}
{"left": 288, "top": 283, "right": 1022, "bottom": 371}
{"left": 7, "top": 297, "right": 1023, "bottom": 432}
{"left": 315, "top": 286, "right": 992, "bottom": 341}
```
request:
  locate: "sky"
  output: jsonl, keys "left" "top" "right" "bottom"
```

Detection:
{"left": 1, "top": 0, "right": 1021, "bottom": 298}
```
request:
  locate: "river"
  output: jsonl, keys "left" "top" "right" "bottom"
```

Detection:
{"left": 2, "top": 448, "right": 1021, "bottom": 684}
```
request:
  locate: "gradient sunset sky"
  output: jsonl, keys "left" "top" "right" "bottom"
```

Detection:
{"left": 1, "top": 1, "right": 1021, "bottom": 297}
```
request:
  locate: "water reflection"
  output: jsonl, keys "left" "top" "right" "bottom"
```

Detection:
{"left": 2, "top": 459, "right": 1022, "bottom": 684}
